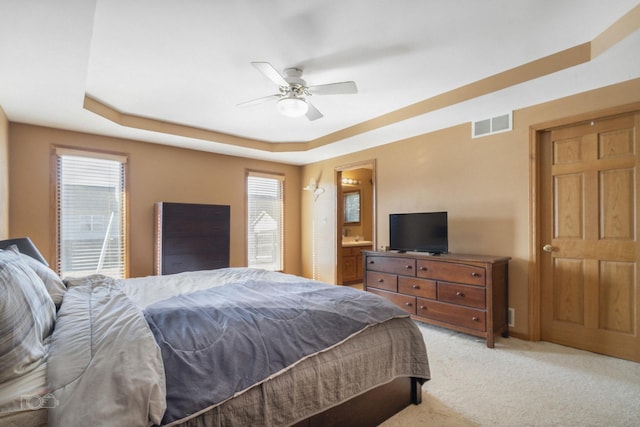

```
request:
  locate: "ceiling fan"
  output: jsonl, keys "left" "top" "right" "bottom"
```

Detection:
{"left": 238, "top": 62, "right": 358, "bottom": 121}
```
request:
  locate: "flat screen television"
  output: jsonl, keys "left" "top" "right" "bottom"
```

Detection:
{"left": 389, "top": 211, "right": 448, "bottom": 254}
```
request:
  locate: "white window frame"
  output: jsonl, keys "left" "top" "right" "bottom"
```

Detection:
{"left": 55, "top": 147, "right": 128, "bottom": 279}
{"left": 246, "top": 170, "right": 284, "bottom": 271}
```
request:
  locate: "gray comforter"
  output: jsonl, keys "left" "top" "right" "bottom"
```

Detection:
{"left": 45, "top": 269, "right": 426, "bottom": 427}
{"left": 47, "top": 274, "right": 166, "bottom": 427}
{"left": 143, "top": 279, "right": 407, "bottom": 424}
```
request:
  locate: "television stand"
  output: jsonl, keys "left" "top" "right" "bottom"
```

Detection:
{"left": 363, "top": 251, "right": 510, "bottom": 348}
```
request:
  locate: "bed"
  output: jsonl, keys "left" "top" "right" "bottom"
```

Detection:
{"left": 0, "top": 240, "right": 430, "bottom": 427}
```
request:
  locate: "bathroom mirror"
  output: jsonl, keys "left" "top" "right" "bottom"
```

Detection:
{"left": 343, "top": 191, "right": 361, "bottom": 224}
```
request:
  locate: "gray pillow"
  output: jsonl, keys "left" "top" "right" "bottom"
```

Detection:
{"left": 0, "top": 249, "right": 56, "bottom": 383}
{"left": 5, "top": 245, "right": 66, "bottom": 308}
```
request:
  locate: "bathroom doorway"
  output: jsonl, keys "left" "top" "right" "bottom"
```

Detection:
{"left": 335, "top": 160, "right": 376, "bottom": 285}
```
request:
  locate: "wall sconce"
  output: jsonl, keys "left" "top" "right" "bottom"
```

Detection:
{"left": 342, "top": 178, "right": 360, "bottom": 186}
{"left": 304, "top": 177, "right": 325, "bottom": 201}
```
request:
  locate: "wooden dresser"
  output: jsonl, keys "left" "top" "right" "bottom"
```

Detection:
{"left": 363, "top": 251, "right": 510, "bottom": 347}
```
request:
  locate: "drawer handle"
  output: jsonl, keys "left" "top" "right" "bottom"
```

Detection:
{"left": 472, "top": 316, "right": 479, "bottom": 322}
{"left": 419, "top": 305, "right": 426, "bottom": 310}
{"left": 412, "top": 284, "right": 419, "bottom": 289}
{"left": 471, "top": 272, "right": 481, "bottom": 277}
{"left": 405, "top": 302, "right": 412, "bottom": 307}
{"left": 377, "top": 278, "right": 384, "bottom": 283}
{"left": 456, "top": 291, "right": 465, "bottom": 297}
{"left": 369, "top": 260, "right": 375, "bottom": 264}
{"left": 419, "top": 266, "right": 427, "bottom": 271}
{"left": 405, "top": 265, "right": 413, "bottom": 269}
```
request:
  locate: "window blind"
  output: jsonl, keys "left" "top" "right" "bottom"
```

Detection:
{"left": 247, "top": 171, "right": 284, "bottom": 271}
{"left": 56, "top": 150, "right": 127, "bottom": 279}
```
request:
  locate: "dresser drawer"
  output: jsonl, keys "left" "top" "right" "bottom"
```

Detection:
{"left": 366, "top": 271, "right": 398, "bottom": 292}
{"left": 368, "top": 288, "right": 416, "bottom": 315}
{"left": 399, "top": 277, "right": 436, "bottom": 300}
{"left": 438, "top": 282, "right": 485, "bottom": 309}
{"left": 417, "top": 299, "right": 486, "bottom": 331}
{"left": 366, "top": 256, "right": 416, "bottom": 276}
{"left": 417, "top": 260, "right": 485, "bottom": 286}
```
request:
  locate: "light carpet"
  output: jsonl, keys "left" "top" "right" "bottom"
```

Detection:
{"left": 381, "top": 322, "right": 640, "bottom": 427}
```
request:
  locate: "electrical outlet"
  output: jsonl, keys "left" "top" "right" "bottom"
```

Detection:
{"left": 508, "top": 308, "right": 515, "bottom": 327}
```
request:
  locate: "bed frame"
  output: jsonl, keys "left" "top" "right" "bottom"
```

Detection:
{"left": 292, "top": 377, "right": 422, "bottom": 427}
{"left": 0, "top": 238, "right": 425, "bottom": 426}
{"left": 0, "top": 378, "right": 421, "bottom": 427}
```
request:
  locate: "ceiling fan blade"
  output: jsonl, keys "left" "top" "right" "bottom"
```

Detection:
{"left": 237, "top": 94, "right": 280, "bottom": 108}
{"left": 251, "top": 62, "right": 289, "bottom": 87}
{"left": 305, "top": 101, "right": 323, "bottom": 121}
{"left": 307, "top": 81, "right": 357, "bottom": 95}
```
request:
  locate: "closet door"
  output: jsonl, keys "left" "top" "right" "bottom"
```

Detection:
{"left": 540, "top": 112, "right": 639, "bottom": 362}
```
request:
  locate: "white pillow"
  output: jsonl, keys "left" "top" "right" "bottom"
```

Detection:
{"left": 0, "top": 249, "right": 56, "bottom": 383}
{"left": 5, "top": 245, "right": 66, "bottom": 308}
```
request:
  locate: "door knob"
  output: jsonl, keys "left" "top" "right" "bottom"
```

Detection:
{"left": 542, "top": 244, "right": 555, "bottom": 253}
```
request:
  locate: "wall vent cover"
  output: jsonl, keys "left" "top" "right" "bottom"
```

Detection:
{"left": 472, "top": 112, "right": 512, "bottom": 138}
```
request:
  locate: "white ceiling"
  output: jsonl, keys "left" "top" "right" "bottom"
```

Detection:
{"left": 1, "top": 0, "right": 639, "bottom": 165}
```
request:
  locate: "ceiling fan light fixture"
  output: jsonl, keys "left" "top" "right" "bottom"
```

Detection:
{"left": 277, "top": 96, "right": 308, "bottom": 118}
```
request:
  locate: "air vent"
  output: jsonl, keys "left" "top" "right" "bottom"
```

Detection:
{"left": 472, "top": 112, "right": 513, "bottom": 138}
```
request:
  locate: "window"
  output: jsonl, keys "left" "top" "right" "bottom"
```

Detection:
{"left": 55, "top": 148, "right": 127, "bottom": 279}
{"left": 247, "top": 171, "right": 284, "bottom": 271}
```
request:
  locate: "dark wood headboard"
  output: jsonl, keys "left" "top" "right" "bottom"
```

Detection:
{"left": 0, "top": 237, "right": 48, "bottom": 265}
{"left": 154, "top": 202, "right": 230, "bottom": 275}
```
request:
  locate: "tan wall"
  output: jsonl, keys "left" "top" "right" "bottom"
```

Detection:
{"left": 0, "top": 105, "right": 8, "bottom": 239}
{"left": 7, "top": 78, "right": 640, "bottom": 337}
{"left": 301, "top": 77, "right": 640, "bottom": 337}
{"left": 8, "top": 124, "right": 301, "bottom": 278}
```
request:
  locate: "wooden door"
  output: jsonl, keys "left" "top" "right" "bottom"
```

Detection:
{"left": 540, "top": 112, "right": 640, "bottom": 362}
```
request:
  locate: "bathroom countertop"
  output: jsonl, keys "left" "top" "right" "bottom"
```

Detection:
{"left": 341, "top": 240, "right": 373, "bottom": 247}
